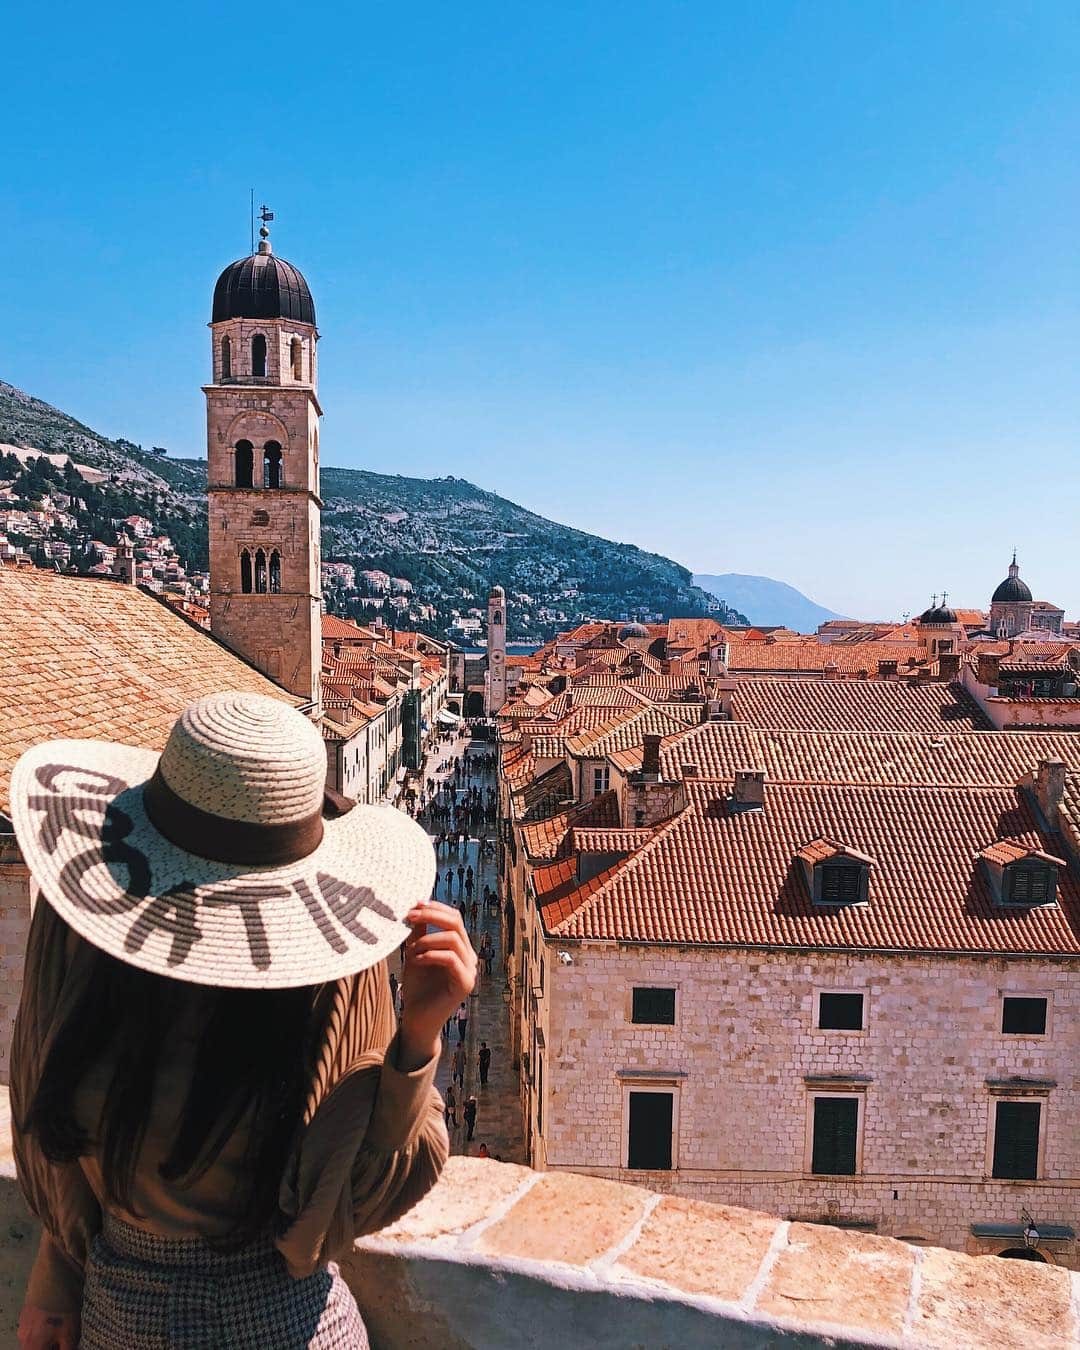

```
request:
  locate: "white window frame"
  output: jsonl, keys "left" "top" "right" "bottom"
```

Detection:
{"left": 622, "top": 1080, "right": 680, "bottom": 1172}
{"left": 999, "top": 992, "right": 1052, "bottom": 1039}
{"left": 591, "top": 762, "right": 610, "bottom": 797}
{"left": 804, "top": 1091, "right": 866, "bottom": 1176}
{"left": 813, "top": 987, "right": 868, "bottom": 1035}
{"left": 985, "top": 1095, "right": 1047, "bottom": 1181}
{"left": 627, "top": 984, "right": 680, "bottom": 1027}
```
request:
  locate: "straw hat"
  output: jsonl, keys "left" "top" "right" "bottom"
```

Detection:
{"left": 10, "top": 691, "right": 436, "bottom": 988}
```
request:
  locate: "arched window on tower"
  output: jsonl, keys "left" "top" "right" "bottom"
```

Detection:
{"left": 221, "top": 336, "right": 232, "bottom": 380}
{"left": 254, "top": 549, "right": 268, "bottom": 594}
{"left": 291, "top": 338, "right": 303, "bottom": 381}
{"left": 251, "top": 334, "right": 267, "bottom": 378}
{"left": 492, "top": 610, "right": 502, "bottom": 626}
{"left": 263, "top": 441, "right": 283, "bottom": 489}
{"left": 234, "top": 440, "right": 254, "bottom": 488}
{"left": 269, "top": 550, "right": 281, "bottom": 593}
{"left": 240, "top": 549, "right": 253, "bottom": 594}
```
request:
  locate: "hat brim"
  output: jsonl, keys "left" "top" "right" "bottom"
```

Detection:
{"left": 10, "top": 739, "right": 437, "bottom": 988}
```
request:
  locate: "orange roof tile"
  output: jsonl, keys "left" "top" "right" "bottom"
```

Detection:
{"left": 545, "top": 778, "right": 1080, "bottom": 955}
{"left": 0, "top": 569, "right": 301, "bottom": 813}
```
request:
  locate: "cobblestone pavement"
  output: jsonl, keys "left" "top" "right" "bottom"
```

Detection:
{"left": 414, "top": 732, "right": 526, "bottom": 1164}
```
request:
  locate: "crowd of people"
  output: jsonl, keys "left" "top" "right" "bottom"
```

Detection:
{"left": 390, "top": 726, "right": 506, "bottom": 1160}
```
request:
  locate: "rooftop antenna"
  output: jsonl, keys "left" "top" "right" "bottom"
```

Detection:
{"left": 250, "top": 188, "right": 255, "bottom": 255}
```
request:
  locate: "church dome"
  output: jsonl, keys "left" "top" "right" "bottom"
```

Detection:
{"left": 919, "top": 603, "right": 957, "bottom": 625}
{"left": 992, "top": 574, "right": 1032, "bottom": 603}
{"left": 212, "top": 251, "right": 316, "bottom": 326}
{"left": 619, "top": 622, "right": 649, "bottom": 638}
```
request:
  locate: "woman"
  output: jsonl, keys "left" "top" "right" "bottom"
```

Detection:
{"left": 10, "top": 691, "right": 474, "bottom": 1348}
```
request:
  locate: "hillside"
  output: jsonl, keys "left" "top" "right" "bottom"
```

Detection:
{"left": 0, "top": 379, "right": 746, "bottom": 640}
{"left": 694, "top": 572, "right": 843, "bottom": 632}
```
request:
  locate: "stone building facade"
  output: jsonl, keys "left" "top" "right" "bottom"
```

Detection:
{"left": 531, "top": 943, "right": 1080, "bottom": 1263}
{"left": 204, "top": 230, "right": 322, "bottom": 709}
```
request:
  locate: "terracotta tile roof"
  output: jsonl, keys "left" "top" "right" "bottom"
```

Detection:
{"left": 726, "top": 640, "right": 921, "bottom": 676}
{"left": 321, "top": 614, "right": 375, "bottom": 640}
{"left": 540, "top": 861, "right": 624, "bottom": 930}
{"left": 666, "top": 618, "right": 726, "bottom": 651}
{"left": 795, "top": 838, "right": 875, "bottom": 866}
{"left": 518, "top": 790, "right": 621, "bottom": 861}
{"left": 572, "top": 826, "right": 654, "bottom": 852}
{"left": 545, "top": 778, "right": 1080, "bottom": 955}
{"left": 729, "top": 679, "right": 990, "bottom": 734}
{"left": 0, "top": 569, "right": 301, "bottom": 813}
{"left": 511, "top": 760, "right": 575, "bottom": 822}
{"left": 612, "top": 720, "right": 1080, "bottom": 790}
{"left": 979, "top": 840, "right": 1065, "bottom": 867}
{"left": 566, "top": 704, "right": 700, "bottom": 759}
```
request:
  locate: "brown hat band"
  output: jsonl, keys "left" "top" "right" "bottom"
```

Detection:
{"left": 143, "top": 766, "right": 325, "bottom": 866}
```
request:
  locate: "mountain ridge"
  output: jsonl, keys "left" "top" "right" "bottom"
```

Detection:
{"left": 694, "top": 572, "right": 843, "bottom": 632}
{"left": 0, "top": 379, "right": 748, "bottom": 640}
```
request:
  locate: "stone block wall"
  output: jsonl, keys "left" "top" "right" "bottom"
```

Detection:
{"left": 0, "top": 841, "right": 29, "bottom": 1084}
{"left": 538, "top": 943, "right": 1080, "bottom": 1264}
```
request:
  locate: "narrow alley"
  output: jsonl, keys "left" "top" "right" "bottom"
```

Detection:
{"left": 412, "top": 730, "right": 525, "bottom": 1164}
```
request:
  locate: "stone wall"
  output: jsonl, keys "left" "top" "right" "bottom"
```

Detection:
{"left": 535, "top": 943, "right": 1080, "bottom": 1264}
{"left": 0, "top": 840, "right": 29, "bottom": 1084}
{"left": 0, "top": 1128, "right": 1076, "bottom": 1344}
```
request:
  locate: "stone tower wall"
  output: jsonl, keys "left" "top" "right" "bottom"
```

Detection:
{"left": 205, "top": 318, "right": 322, "bottom": 709}
{"left": 486, "top": 590, "right": 507, "bottom": 714}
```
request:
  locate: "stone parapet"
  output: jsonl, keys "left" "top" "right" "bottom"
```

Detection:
{"left": 345, "top": 1157, "right": 1080, "bottom": 1348}
{"left": 0, "top": 1147, "right": 1076, "bottom": 1346}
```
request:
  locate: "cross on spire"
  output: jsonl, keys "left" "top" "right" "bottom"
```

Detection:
{"left": 257, "top": 204, "right": 274, "bottom": 255}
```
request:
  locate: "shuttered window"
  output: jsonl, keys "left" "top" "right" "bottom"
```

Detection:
{"left": 1001, "top": 997, "right": 1048, "bottom": 1036}
{"left": 628, "top": 1091, "right": 673, "bottom": 1170}
{"left": 811, "top": 1097, "right": 859, "bottom": 1175}
{"left": 820, "top": 864, "right": 864, "bottom": 904}
{"left": 818, "top": 992, "right": 864, "bottom": 1030}
{"left": 632, "top": 987, "right": 676, "bottom": 1025}
{"left": 1004, "top": 864, "right": 1054, "bottom": 906}
{"left": 992, "top": 1102, "right": 1040, "bottom": 1180}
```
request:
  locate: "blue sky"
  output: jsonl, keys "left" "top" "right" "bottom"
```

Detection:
{"left": 4, "top": 1, "right": 1079, "bottom": 618}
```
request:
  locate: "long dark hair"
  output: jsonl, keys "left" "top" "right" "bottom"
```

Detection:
{"left": 24, "top": 934, "right": 328, "bottom": 1244}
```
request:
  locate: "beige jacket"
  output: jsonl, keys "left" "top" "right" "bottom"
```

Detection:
{"left": 11, "top": 901, "right": 449, "bottom": 1315}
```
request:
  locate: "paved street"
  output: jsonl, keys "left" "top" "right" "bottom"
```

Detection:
{"left": 414, "top": 731, "right": 526, "bottom": 1163}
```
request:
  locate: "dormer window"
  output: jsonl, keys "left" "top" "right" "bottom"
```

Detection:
{"left": 821, "top": 864, "right": 864, "bottom": 905}
{"left": 1004, "top": 861, "right": 1055, "bottom": 907}
{"left": 796, "top": 838, "right": 874, "bottom": 907}
{"left": 979, "top": 841, "right": 1062, "bottom": 908}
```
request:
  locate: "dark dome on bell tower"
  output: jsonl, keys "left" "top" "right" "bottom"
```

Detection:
{"left": 211, "top": 229, "right": 315, "bottom": 326}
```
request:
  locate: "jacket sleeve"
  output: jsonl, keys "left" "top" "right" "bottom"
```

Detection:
{"left": 274, "top": 965, "right": 449, "bottom": 1277}
{"left": 10, "top": 903, "right": 102, "bottom": 1316}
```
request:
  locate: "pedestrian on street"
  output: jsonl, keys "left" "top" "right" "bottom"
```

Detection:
{"left": 478, "top": 1041, "right": 491, "bottom": 1087}
{"left": 470, "top": 900, "right": 479, "bottom": 931}
{"left": 464, "top": 876, "right": 473, "bottom": 902}
{"left": 456, "top": 1000, "right": 469, "bottom": 1043}
{"left": 457, "top": 865, "right": 465, "bottom": 891}
{"left": 444, "top": 1083, "right": 458, "bottom": 1128}
{"left": 444, "top": 868, "right": 453, "bottom": 896}
{"left": 451, "top": 1044, "right": 465, "bottom": 1088}
{"left": 477, "top": 1143, "right": 490, "bottom": 1159}
{"left": 464, "top": 1095, "right": 478, "bottom": 1141}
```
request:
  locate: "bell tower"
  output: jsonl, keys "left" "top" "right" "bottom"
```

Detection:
{"left": 204, "top": 210, "right": 322, "bottom": 711}
{"left": 485, "top": 583, "right": 507, "bottom": 714}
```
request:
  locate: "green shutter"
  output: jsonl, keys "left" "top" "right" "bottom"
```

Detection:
{"left": 992, "top": 1102, "right": 1040, "bottom": 1180}
{"left": 811, "top": 1097, "right": 859, "bottom": 1175}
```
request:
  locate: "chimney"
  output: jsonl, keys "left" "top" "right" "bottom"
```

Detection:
{"left": 733, "top": 767, "right": 765, "bottom": 809}
{"left": 564, "top": 688, "right": 574, "bottom": 710}
{"left": 641, "top": 734, "right": 662, "bottom": 780}
{"left": 976, "top": 653, "right": 1001, "bottom": 688}
{"left": 1035, "top": 759, "right": 1066, "bottom": 828}
{"left": 629, "top": 650, "right": 643, "bottom": 671}
{"left": 823, "top": 661, "right": 839, "bottom": 681}
{"left": 877, "top": 659, "right": 898, "bottom": 679}
{"left": 938, "top": 651, "right": 961, "bottom": 681}
{"left": 682, "top": 762, "right": 699, "bottom": 780}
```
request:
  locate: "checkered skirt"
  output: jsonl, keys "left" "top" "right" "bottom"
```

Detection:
{"left": 80, "top": 1214, "right": 368, "bottom": 1349}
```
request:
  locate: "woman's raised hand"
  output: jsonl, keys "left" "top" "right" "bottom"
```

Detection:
{"left": 398, "top": 903, "right": 477, "bottom": 1070}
